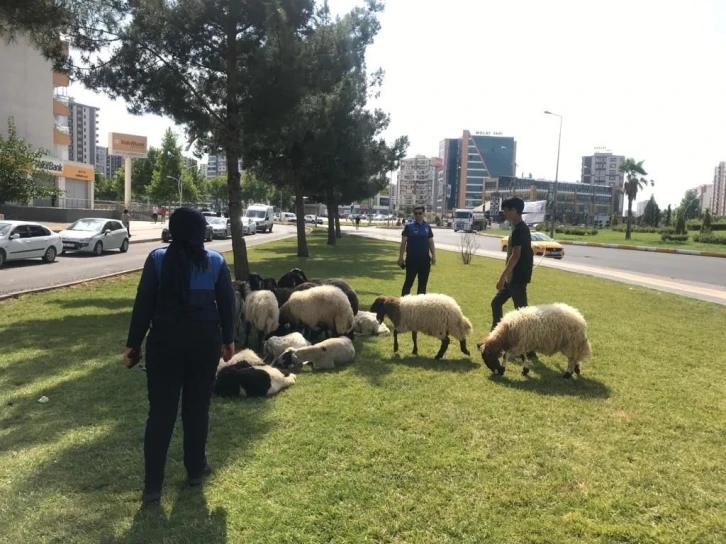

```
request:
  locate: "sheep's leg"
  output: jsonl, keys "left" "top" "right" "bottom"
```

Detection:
{"left": 244, "top": 321, "right": 252, "bottom": 349}
{"left": 574, "top": 362, "right": 582, "bottom": 375}
{"left": 411, "top": 331, "right": 418, "bottom": 355}
{"left": 434, "top": 336, "right": 450, "bottom": 360}
{"left": 522, "top": 355, "right": 530, "bottom": 376}
{"left": 563, "top": 358, "right": 577, "bottom": 379}
{"left": 459, "top": 339, "right": 470, "bottom": 356}
{"left": 393, "top": 329, "right": 399, "bottom": 353}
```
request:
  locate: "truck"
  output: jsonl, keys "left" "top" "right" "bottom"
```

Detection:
{"left": 453, "top": 208, "right": 487, "bottom": 232}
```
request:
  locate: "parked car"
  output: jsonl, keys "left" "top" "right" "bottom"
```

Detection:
{"left": 0, "top": 220, "right": 63, "bottom": 268}
{"left": 500, "top": 231, "right": 565, "bottom": 259}
{"left": 304, "top": 214, "right": 324, "bottom": 224}
{"left": 245, "top": 204, "right": 275, "bottom": 232}
{"left": 162, "top": 222, "right": 214, "bottom": 243}
{"left": 207, "top": 217, "right": 230, "bottom": 239}
{"left": 59, "top": 218, "right": 130, "bottom": 256}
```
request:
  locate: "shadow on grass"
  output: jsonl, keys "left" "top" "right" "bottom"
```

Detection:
{"left": 391, "top": 354, "right": 480, "bottom": 373}
{"left": 48, "top": 297, "right": 135, "bottom": 311}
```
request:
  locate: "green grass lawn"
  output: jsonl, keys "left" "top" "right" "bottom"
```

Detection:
{"left": 487, "top": 228, "right": 726, "bottom": 253}
{"left": 2, "top": 231, "right": 726, "bottom": 543}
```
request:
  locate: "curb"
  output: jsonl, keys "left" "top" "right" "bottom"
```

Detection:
{"left": 475, "top": 232, "right": 726, "bottom": 259}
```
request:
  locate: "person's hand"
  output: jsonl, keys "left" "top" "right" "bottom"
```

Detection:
{"left": 496, "top": 277, "right": 505, "bottom": 291}
{"left": 221, "top": 343, "right": 235, "bottom": 362}
{"left": 123, "top": 347, "right": 140, "bottom": 369}
{"left": 397, "top": 257, "right": 404, "bottom": 268}
{"left": 431, "top": 255, "right": 436, "bottom": 265}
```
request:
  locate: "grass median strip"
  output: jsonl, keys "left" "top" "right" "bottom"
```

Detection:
{"left": 1, "top": 230, "right": 725, "bottom": 543}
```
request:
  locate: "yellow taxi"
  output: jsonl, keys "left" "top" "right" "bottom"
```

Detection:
{"left": 500, "top": 231, "right": 565, "bottom": 259}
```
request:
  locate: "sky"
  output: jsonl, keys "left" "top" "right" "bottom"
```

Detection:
{"left": 68, "top": 0, "right": 726, "bottom": 208}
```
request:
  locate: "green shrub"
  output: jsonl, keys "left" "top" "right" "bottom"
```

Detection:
{"left": 693, "top": 233, "right": 726, "bottom": 245}
{"left": 661, "top": 233, "right": 689, "bottom": 242}
{"left": 554, "top": 226, "right": 598, "bottom": 236}
{"left": 675, "top": 213, "right": 687, "bottom": 235}
{"left": 687, "top": 221, "right": 726, "bottom": 231}
{"left": 612, "top": 225, "right": 674, "bottom": 234}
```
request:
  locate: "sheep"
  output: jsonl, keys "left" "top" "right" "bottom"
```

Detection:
{"left": 214, "top": 362, "right": 296, "bottom": 398}
{"left": 262, "top": 332, "right": 311, "bottom": 364}
{"left": 477, "top": 303, "right": 592, "bottom": 379}
{"left": 240, "top": 281, "right": 280, "bottom": 352}
{"left": 279, "top": 284, "right": 354, "bottom": 340}
{"left": 261, "top": 277, "right": 296, "bottom": 307}
{"left": 353, "top": 310, "right": 391, "bottom": 337}
{"left": 278, "top": 267, "right": 307, "bottom": 289}
{"left": 278, "top": 267, "right": 359, "bottom": 315}
{"left": 274, "top": 336, "right": 355, "bottom": 371}
{"left": 370, "top": 294, "right": 473, "bottom": 360}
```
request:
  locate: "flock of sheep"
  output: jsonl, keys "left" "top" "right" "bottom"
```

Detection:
{"left": 215, "top": 267, "right": 593, "bottom": 399}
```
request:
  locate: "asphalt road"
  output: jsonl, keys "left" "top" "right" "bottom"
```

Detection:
{"left": 0, "top": 226, "right": 296, "bottom": 297}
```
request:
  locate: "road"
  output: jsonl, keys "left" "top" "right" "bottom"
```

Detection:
{"left": 0, "top": 226, "right": 296, "bottom": 298}
{"left": 346, "top": 226, "right": 726, "bottom": 305}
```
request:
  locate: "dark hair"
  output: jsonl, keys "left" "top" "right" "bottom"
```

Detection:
{"left": 413, "top": 206, "right": 425, "bottom": 213}
{"left": 501, "top": 197, "right": 525, "bottom": 215}
{"left": 159, "top": 207, "right": 209, "bottom": 309}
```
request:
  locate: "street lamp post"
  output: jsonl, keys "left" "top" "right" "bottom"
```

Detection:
{"left": 167, "top": 175, "right": 183, "bottom": 207}
{"left": 544, "top": 110, "right": 563, "bottom": 238}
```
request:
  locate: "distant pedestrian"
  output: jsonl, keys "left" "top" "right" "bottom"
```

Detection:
{"left": 121, "top": 209, "right": 131, "bottom": 238}
{"left": 152, "top": 205, "right": 159, "bottom": 223}
{"left": 398, "top": 206, "right": 436, "bottom": 296}
{"left": 123, "top": 207, "right": 236, "bottom": 505}
{"left": 160, "top": 206, "right": 167, "bottom": 224}
{"left": 490, "top": 197, "right": 537, "bottom": 361}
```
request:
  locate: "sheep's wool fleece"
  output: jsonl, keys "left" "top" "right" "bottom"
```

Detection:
{"left": 217, "top": 348, "right": 265, "bottom": 373}
{"left": 354, "top": 311, "right": 390, "bottom": 336}
{"left": 282, "top": 285, "right": 353, "bottom": 334}
{"left": 395, "top": 293, "right": 472, "bottom": 341}
{"left": 293, "top": 336, "right": 356, "bottom": 369}
{"left": 263, "top": 332, "right": 311, "bottom": 362}
{"left": 244, "top": 290, "right": 280, "bottom": 336}
{"left": 493, "top": 303, "right": 591, "bottom": 359}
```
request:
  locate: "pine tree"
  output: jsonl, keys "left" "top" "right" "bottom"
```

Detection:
{"left": 665, "top": 204, "right": 672, "bottom": 226}
{"left": 702, "top": 208, "right": 712, "bottom": 233}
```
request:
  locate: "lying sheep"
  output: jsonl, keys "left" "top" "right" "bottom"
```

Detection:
{"left": 279, "top": 284, "right": 354, "bottom": 340}
{"left": 274, "top": 336, "right": 355, "bottom": 371}
{"left": 240, "top": 281, "right": 280, "bottom": 352}
{"left": 353, "top": 310, "right": 391, "bottom": 337}
{"left": 214, "top": 362, "right": 296, "bottom": 398}
{"left": 370, "top": 294, "right": 473, "bottom": 360}
{"left": 262, "top": 332, "right": 311, "bottom": 364}
{"left": 477, "top": 303, "right": 592, "bottom": 379}
{"left": 217, "top": 348, "right": 265, "bottom": 372}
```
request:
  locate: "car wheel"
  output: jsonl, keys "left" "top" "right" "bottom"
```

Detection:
{"left": 120, "top": 238, "right": 129, "bottom": 253}
{"left": 225, "top": 229, "right": 229, "bottom": 238}
{"left": 162, "top": 231, "right": 170, "bottom": 243}
{"left": 268, "top": 224, "right": 273, "bottom": 233}
{"left": 93, "top": 241, "right": 103, "bottom": 256}
{"left": 0, "top": 249, "right": 5, "bottom": 268}
{"left": 501, "top": 245, "right": 507, "bottom": 252}
{"left": 42, "top": 246, "right": 57, "bottom": 263}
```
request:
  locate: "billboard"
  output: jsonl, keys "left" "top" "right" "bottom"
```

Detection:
{"left": 63, "top": 163, "right": 95, "bottom": 181}
{"left": 109, "top": 132, "right": 148, "bottom": 158}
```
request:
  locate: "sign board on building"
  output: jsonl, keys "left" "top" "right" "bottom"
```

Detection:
{"left": 39, "top": 157, "right": 63, "bottom": 176}
{"left": 109, "top": 132, "right": 148, "bottom": 158}
{"left": 474, "top": 131, "right": 504, "bottom": 136}
{"left": 63, "top": 163, "right": 95, "bottom": 181}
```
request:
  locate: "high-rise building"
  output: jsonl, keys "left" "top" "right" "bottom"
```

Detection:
{"left": 95, "top": 145, "right": 124, "bottom": 178}
{"left": 0, "top": 34, "right": 95, "bottom": 209}
{"left": 396, "top": 155, "right": 439, "bottom": 212}
{"left": 68, "top": 99, "right": 99, "bottom": 165}
{"left": 712, "top": 163, "right": 726, "bottom": 217}
{"left": 581, "top": 151, "right": 625, "bottom": 214}
{"left": 437, "top": 138, "right": 461, "bottom": 214}
{"left": 205, "top": 154, "right": 243, "bottom": 178}
{"left": 695, "top": 184, "right": 714, "bottom": 214}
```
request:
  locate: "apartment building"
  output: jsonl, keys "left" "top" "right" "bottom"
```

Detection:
{"left": 712, "top": 163, "right": 726, "bottom": 217}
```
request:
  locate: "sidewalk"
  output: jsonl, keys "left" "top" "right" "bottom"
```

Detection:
{"left": 475, "top": 231, "right": 726, "bottom": 259}
{"left": 46, "top": 220, "right": 167, "bottom": 244}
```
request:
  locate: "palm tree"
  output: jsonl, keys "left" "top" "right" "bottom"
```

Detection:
{"left": 618, "top": 158, "right": 654, "bottom": 240}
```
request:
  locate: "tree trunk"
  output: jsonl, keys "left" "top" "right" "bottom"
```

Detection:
{"left": 326, "top": 190, "right": 336, "bottom": 245}
{"left": 625, "top": 196, "right": 634, "bottom": 240}
{"left": 294, "top": 178, "right": 308, "bottom": 257}
{"left": 225, "top": 3, "right": 249, "bottom": 280}
{"left": 335, "top": 208, "right": 342, "bottom": 238}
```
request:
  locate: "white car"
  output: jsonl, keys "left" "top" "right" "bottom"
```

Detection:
{"left": 59, "top": 218, "right": 130, "bottom": 256}
{"left": 207, "top": 217, "right": 230, "bottom": 238}
{"left": 241, "top": 217, "right": 257, "bottom": 235}
{"left": 0, "top": 220, "right": 63, "bottom": 268}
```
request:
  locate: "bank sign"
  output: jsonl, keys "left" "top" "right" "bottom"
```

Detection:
{"left": 109, "top": 132, "right": 148, "bottom": 158}
{"left": 38, "top": 158, "right": 63, "bottom": 175}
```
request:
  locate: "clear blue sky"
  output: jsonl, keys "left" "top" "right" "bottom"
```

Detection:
{"left": 69, "top": 0, "right": 726, "bottom": 208}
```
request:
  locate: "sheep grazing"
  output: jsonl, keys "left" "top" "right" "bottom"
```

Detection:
{"left": 262, "top": 332, "right": 311, "bottom": 364}
{"left": 278, "top": 267, "right": 359, "bottom": 315}
{"left": 214, "top": 362, "right": 296, "bottom": 398}
{"left": 477, "top": 303, "right": 592, "bottom": 379}
{"left": 239, "top": 281, "right": 280, "bottom": 352}
{"left": 353, "top": 310, "right": 391, "bottom": 337}
{"left": 279, "top": 284, "right": 354, "bottom": 340}
{"left": 370, "top": 294, "right": 473, "bottom": 360}
{"left": 274, "top": 336, "right": 355, "bottom": 371}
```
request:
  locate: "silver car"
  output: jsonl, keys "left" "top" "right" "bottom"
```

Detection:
{"left": 207, "top": 217, "right": 230, "bottom": 238}
{"left": 58, "top": 218, "right": 130, "bottom": 256}
{"left": 0, "top": 220, "right": 63, "bottom": 268}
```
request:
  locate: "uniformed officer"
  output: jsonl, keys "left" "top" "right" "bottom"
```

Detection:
{"left": 397, "top": 205, "right": 436, "bottom": 296}
{"left": 123, "top": 207, "right": 236, "bottom": 505}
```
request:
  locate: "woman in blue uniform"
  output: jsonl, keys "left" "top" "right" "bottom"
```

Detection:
{"left": 123, "top": 207, "right": 236, "bottom": 505}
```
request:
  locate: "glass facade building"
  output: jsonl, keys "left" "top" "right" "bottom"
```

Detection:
{"left": 459, "top": 131, "right": 516, "bottom": 208}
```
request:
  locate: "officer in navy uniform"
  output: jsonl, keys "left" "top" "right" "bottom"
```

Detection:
{"left": 398, "top": 205, "right": 436, "bottom": 296}
{"left": 123, "top": 207, "right": 236, "bottom": 505}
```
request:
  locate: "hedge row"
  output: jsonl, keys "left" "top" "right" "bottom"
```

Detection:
{"left": 554, "top": 226, "right": 599, "bottom": 236}
{"left": 686, "top": 222, "right": 726, "bottom": 231}
{"left": 660, "top": 233, "right": 689, "bottom": 242}
{"left": 611, "top": 225, "right": 676, "bottom": 233}
{"left": 693, "top": 233, "right": 726, "bottom": 245}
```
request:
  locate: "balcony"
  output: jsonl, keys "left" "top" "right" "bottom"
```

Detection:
{"left": 53, "top": 99, "right": 69, "bottom": 117}
{"left": 54, "top": 127, "right": 71, "bottom": 146}
{"left": 53, "top": 71, "right": 70, "bottom": 87}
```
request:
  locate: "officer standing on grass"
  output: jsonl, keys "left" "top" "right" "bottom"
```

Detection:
{"left": 123, "top": 207, "right": 236, "bottom": 505}
{"left": 398, "top": 205, "right": 436, "bottom": 296}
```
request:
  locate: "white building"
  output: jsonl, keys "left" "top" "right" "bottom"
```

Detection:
{"left": 696, "top": 184, "right": 714, "bottom": 214}
{"left": 636, "top": 200, "right": 648, "bottom": 217}
{"left": 396, "top": 155, "right": 439, "bottom": 212}
{"left": 712, "top": 163, "right": 726, "bottom": 217}
{"left": 68, "top": 98, "right": 99, "bottom": 165}
{"left": 205, "top": 154, "right": 243, "bottom": 178}
{"left": 581, "top": 151, "right": 626, "bottom": 214}
{"left": 0, "top": 34, "right": 95, "bottom": 208}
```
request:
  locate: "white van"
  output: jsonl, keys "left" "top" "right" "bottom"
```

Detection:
{"left": 245, "top": 203, "right": 275, "bottom": 232}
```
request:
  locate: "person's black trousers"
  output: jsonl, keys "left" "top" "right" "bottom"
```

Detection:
{"left": 401, "top": 258, "right": 431, "bottom": 296}
{"left": 143, "top": 320, "right": 221, "bottom": 492}
{"left": 490, "top": 281, "right": 536, "bottom": 359}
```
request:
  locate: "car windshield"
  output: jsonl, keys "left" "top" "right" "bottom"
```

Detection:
{"left": 245, "top": 210, "right": 266, "bottom": 218}
{"left": 454, "top": 211, "right": 471, "bottom": 218}
{"left": 531, "top": 233, "right": 553, "bottom": 242}
{"left": 67, "top": 219, "right": 104, "bottom": 232}
{"left": 208, "top": 218, "right": 225, "bottom": 225}
{"left": 0, "top": 223, "right": 12, "bottom": 236}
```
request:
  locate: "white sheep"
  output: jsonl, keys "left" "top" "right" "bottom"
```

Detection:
{"left": 262, "top": 332, "right": 311, "bottom": 364}
{"left": 477, "top": 303, "right": 592, "bottom": 379}
{"left": 242, "top": 285, "right": 280, "bottom": 351}
{"left": 279, "top": 284, "right": 354, "bottom": 339}
{"left": 353, "top": 311, "right": 391, "bottom": 337}
{"left": 274, "top": 336, "right": 356, "bottom": 371}
{"left": 214, "top": 362, "right": 296, "bottom": 398}
{"left": 370, "top": 294, "right": 473, "bottom": 360}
